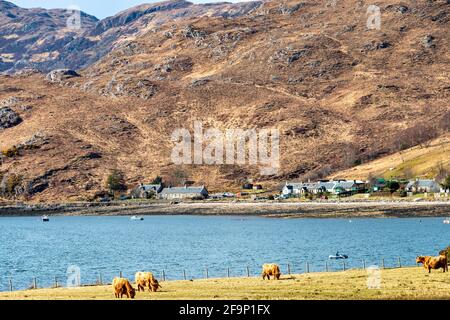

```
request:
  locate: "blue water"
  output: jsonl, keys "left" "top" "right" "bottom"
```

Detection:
{"left": 0, "top": 216, "right": 448, "bottom": 291}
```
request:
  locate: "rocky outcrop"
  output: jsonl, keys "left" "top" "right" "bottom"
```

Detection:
{"left": 0, "top": 106, "right": 21, "bottom": 129}
{"left": 46, "top": 69, "right": 81, "bottom": 83}
{"left": 363, "top": 41, "right": 392, "bottom": 51}
{"left": 103, "top": 77, "right": 158, "bottom": 100}
{"left": 17, "top": 132, "right": 49, "bottom": 150}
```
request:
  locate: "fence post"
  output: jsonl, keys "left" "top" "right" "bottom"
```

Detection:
{"left": 227, "top": 268, "right": 230, "bottom": 278}
{"left": 325, "top": 261, "right": 329, "bottom": 272}
{"left": 54, "top": 276, "right": 58, "bottom": 288}
{"left": 9, "top": 279, "right": 12, "bottom": 292}
{"left": 119, "top": 271, "right": 122, "bottom": 278}
{"left": 398, "top": 257, "right": 402, "bottom": 268}
{"left": 99, "top": 273, "right": 103, "bottom": 286}
{"left": 33, "top": 277, "right": 37, "bottom": 289}
{"left": 183, "top": 270, "right": 187, "bottom": 280}
{"left": 343, "top": 261, "right": 346, "bottom": 271}
{"left": 363, "top": 259, "right": 366, "bottom": 270}
{"left": 305, "top": 262, "right": 310, "bottom": 273}
{"left": 205, "top": 268, "right": 209, "bottom": 279}
{"left": 381, "top": 258, "right": 385, "bottom": 269}
{"left": 246, "top": 266, "right": 250, "bottom": 278}
{"left": 162, "top": 270, "right": 166, "bottom": 282}
{"left": 288, "top": 264, "right": 291, "bottom": 275}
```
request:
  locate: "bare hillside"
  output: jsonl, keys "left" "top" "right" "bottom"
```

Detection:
{"left": 0, "top": 0, "right": 449, "bottom": 201}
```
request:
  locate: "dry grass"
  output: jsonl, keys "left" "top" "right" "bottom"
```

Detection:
{"left": 1, "top": 267, "right": 450, "bottom": 300}
{"left": 331, "top": 135, "right": 450, "bottom": 180}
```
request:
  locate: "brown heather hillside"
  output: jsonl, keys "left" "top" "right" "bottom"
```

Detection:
{"left": 0, "top": 0, "right": 449, "bottom": 201}
{"left": 330, "top": 134, "right": 450, "bottom": 180}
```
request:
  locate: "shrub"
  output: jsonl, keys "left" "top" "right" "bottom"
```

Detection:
{"left": 1, "top": 174, "right": 22, "bottom": 195}
{"left": 398, "top": 190, "right": 408, "bottom": 198}
{"left": 1, "top": 146, "right": 18, "bottom": 157}
{"left": 385, "top": 181, "right": 400, "bottom": 193}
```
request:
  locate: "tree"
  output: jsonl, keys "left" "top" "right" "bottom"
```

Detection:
{"left": 0, "top": 173, "right": 22, "bottom": 196}
{"left": 385, "top": 180, "right": 400, "bottom": 194}
{"left": 151, "top": 176, "right": 163, "bottom": 184}
{"left": 367, "top": 174, "right": 378, "bottom": 188}
{"left": 105, "top": 170, "right": 127, "bottom": 194}
{"left": 435, "top": 162, "right": 448, "bottom": 182}
{"left": 441, "top": 175, "right": 450, "bottom": 191}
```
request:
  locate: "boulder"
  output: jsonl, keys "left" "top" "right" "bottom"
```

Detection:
{"left": 46, "top": 69, "right": 80, "bottom": 83}
{"left": 422, "top": 35, "right": 435, "bottom": 48}
{"left": 363, "top": 41, "right": 391, "bottom": 51}
{"left": 0, "top": 107, "right": 22, "bottom": 129}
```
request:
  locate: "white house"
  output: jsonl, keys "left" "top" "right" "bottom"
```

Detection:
{"left": 405, "top": 180, "right": 441, "bottom": 193}
{"left": 282, "top": 180, "right": 366, "bottom": 196}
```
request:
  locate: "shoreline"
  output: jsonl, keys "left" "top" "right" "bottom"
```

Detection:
{"left": 0, "top": 201, "right": 449, "bottom": 218}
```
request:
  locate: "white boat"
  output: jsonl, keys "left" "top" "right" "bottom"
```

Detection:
{"left": 444, "top": 218, "right": 450, "bottom": 224}
{"left": 41, "top": 215, "right": 49, "bottom": 222}
{"left": 131, "top": 216, "right": 144, "bottom": 221}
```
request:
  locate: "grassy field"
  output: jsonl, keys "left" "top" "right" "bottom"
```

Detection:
{"left": 1, "top": 267, "right": 449, "bottom": 300}
{"left": 330, "top": 134, "right": 450, "bottom": 180}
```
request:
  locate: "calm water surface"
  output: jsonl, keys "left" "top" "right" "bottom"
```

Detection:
{"left": 0, "top": 216, "right": 448, "bottom": 291}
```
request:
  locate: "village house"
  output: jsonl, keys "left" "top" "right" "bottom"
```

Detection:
{"left": 371, "top": 178, "right": 387, "bottom": 192}
{"left": 159, "top": 186, "right": 209, "bottom": 200}
{"left": 130, "top": 183, "right": 164, "bottom": 199}
{"left": 282, "top": 180, "right": 366, "bottom": 196}
{"left": 405, "top": 179, "right": 441, "bottom": 193}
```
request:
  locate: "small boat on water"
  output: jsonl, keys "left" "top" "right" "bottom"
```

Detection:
{"left": 329, "top": 253, "right": 349, "bottom": 260}
{"left": 444, "top": 218, "right": 450, "bottom": 225}
{"left": 41, "top": 215, "right": 49, "bottom": 222}
{"left": 131, "top": 216, "right": 144, "bottom": 221}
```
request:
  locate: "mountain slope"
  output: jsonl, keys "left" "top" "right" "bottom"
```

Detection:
{"left": 0, "top": 0, "right": 264, "bottom": 73}
{"left": 330, "top": 134, "right": 450, "bottom": 180}
{"left": 0, "top": 0, "right": 99, "bottom": 72}
{"left": 0, "top": 0, "right": 448, "bottom": 201}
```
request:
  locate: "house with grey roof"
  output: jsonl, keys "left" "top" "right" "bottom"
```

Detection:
{"left": 405, "top": 179, "right": 441, "bottom": 193}
{"left": 159, "top": 186, "right": 209, "bottom": 200}
{"left": 282, "top": 181, "right": 329, "bottom": 195}
{"left": 282, "top": 180, "right": 366, "bottom": 196}
{"left": 131, "top": 183, "right": 164, "bottom": 199}
{"left": 282, "top": 182, "right": 324, "bottom": 196}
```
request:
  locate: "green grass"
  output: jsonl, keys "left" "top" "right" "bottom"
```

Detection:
{"left": 1, "top": 267, "right": 449, "bottom": 300}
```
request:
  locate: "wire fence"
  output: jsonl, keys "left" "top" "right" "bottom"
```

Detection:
{"left": 0, "top": 256, "right": 421, "bottom": 292}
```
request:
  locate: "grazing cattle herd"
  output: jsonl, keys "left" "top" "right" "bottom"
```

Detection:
{"left": 112, "top": 250, "right": 450, "bottom": 299}
{"left": 112, "top": 265, "right": 284, "bottom": 299}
